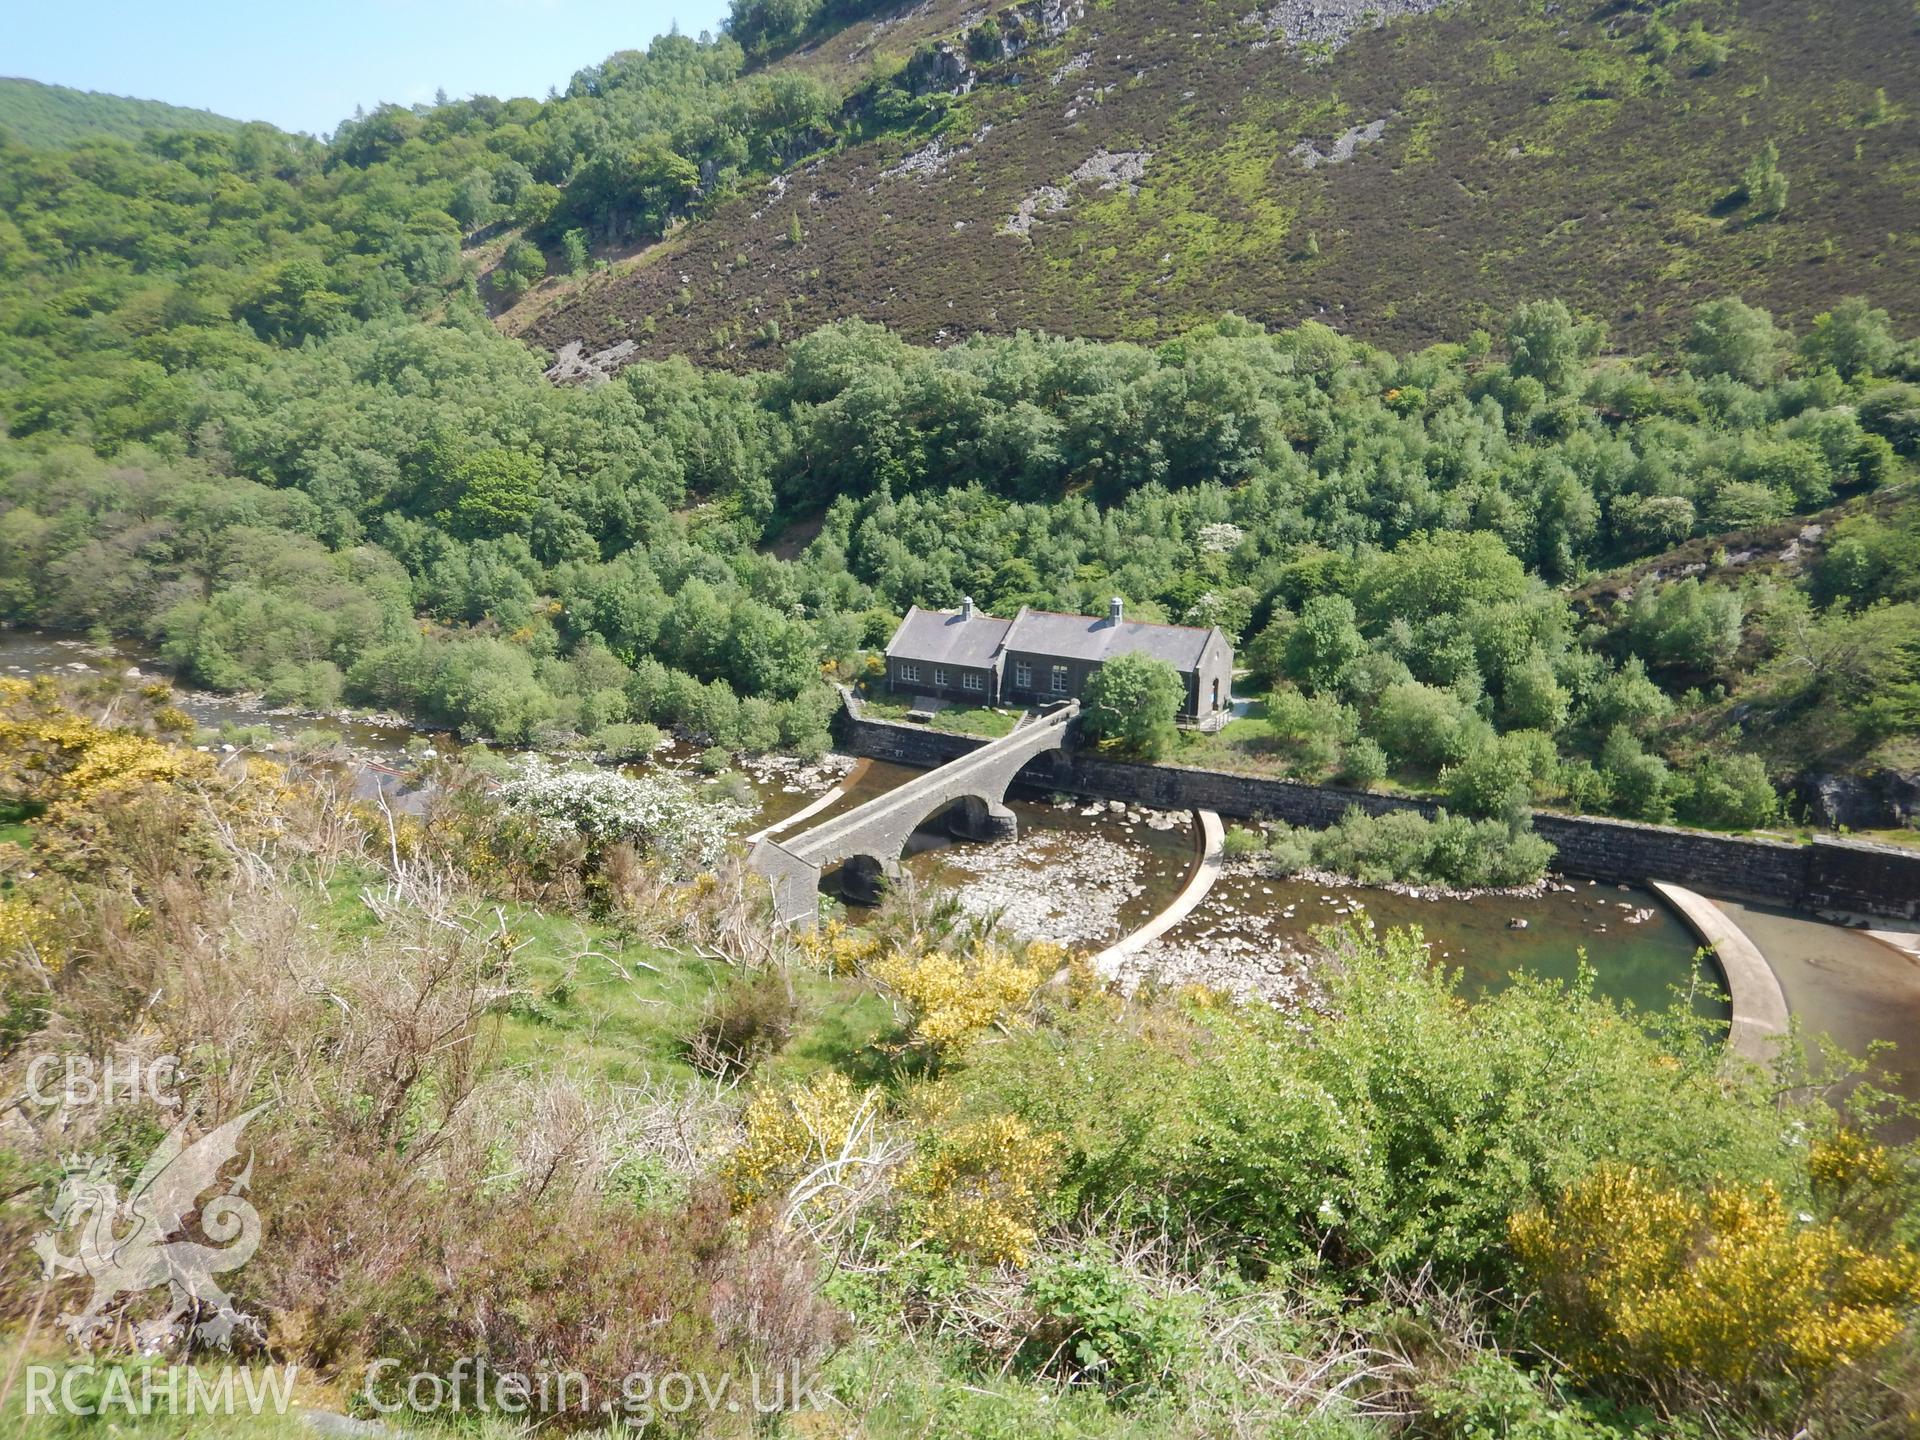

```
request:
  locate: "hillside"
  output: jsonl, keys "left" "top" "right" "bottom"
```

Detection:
{"left": 516, "top": 0, "right": 1920, "bottom": 370}
{"left": 0, "top": 76, "right": 248, "bottom": 147}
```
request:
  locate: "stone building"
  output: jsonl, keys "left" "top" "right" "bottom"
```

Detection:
{"left": 883, "top": 597, "right": 1233, "bottom": 722}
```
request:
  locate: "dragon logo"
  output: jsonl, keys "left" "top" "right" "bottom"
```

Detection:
{"left": 32, "top": 1105, "right": 268, "bottom": 1349}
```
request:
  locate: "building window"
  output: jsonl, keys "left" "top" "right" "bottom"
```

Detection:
{"left": 934, "top": 667, "right": 949, "bottom": 687}
{"left": 1050, "top": 666, "right": 1069, "bottom": 695}
{"left": 962, "top": 670, "right": 984, "bottom": 692}
{"left": 899, "top": 662, "right": 920, "bottom": 684}
{"left": 1014, "top": 661, "right": 1032, "bottom": 689}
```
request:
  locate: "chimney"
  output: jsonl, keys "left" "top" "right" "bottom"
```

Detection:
{"left": 1109, "top": 596, "right": 1124, "bottom": 624}
{"left": 960, "top": 596, "right": 974, "bottom": 620}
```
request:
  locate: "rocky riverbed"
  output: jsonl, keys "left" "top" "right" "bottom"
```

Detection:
{"left": 735, "top": 750, "right": 857, "bottom": 794}
{"left": 1118, "top": 911, "right": 1321, "bottom": 1007}
{"left": 930, "top": 828, "right": 1146, "bottom": 946}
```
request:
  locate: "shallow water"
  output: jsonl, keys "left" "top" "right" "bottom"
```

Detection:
{"left": 0, "top": 629, "right": 846, "bottom": 827}
{"left": 804, "top": 755, "right": 1716, "bottom": 1016}
{"left": 1129, "top": 862, "right": 1721, "bottom": 1018}
{"left": 1715, "top": 900, "right": 1920, "bottom": 1142}
{"left": 37, "top": 628, "right": 1908, "bottom": 1057}
{"left": 0, "top": 630, "right": 421, "bottom": 762}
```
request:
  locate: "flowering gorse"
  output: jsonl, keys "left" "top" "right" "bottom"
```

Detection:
{"left": 1509, "top": 1163, "right": 1920, "bottom": 1392}
{"left": 795, "top": 918, "right": 881, "bottom": 975}
{"left": 495, "top": 755, "right": 750, "bottom": 877}
{"left": 904, "top": 1114, "right": 1060, "bottom": 1266}
{"left": 870, "top": 941, "right": 1058, "bottom": 1053}
{"left": 724, "top": 1070, "right": 875, "bottom": 1211}
{"left": 0, "top": 677, "right": 203, "bottom": 817}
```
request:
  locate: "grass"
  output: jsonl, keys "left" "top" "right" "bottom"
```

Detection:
{"left": 855, "top": 690, "right": 1022, "bottom": 738}
{"left": 1174, "top": 700, "right": 1309, "bottom": 776}
{"left": 304, "top": 863, "right": 897, "bottom": 1087}
{"left": 497, "top": 907, "right": 895, "bottom": 1085}
{"left": 0, "top": 1340, "right": 353, "bottom": 1440}
{"left": 1850, "top": 828, "right": 1920, "bottom": 851}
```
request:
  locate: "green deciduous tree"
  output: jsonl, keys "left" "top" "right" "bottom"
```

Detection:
{"left": 1801, "top": 298, "right": 1899, "bottom": 380}
{"left": 453, "top": 449, "right": 544, "bottom": 535}
{"left": 1507, "top": 300, "right": 1605, "bottom": 393}
{"left": 1081, "top": 652, "right": 1183, "bottom": 758}
{"left": 1686, "top": 298, "right": 1788, "bottom": 386}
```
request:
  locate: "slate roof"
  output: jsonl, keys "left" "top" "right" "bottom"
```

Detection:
{"left": 1002, "top": 607, "right": 1217, "bottom": 671}
{"left": 884, "top": 604, "right": 1012, "bottom": 669}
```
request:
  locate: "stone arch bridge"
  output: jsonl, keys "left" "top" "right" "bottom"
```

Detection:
{"left": 749, "top": 702, "right": 1078, "bottom": 925}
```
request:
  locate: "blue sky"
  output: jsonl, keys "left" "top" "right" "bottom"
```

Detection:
{"left": 8, "top": 0, "right": 735, "bottom": 137}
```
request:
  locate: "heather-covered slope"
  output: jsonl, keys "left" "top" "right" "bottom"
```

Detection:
{"left": 517, "top": 0, "right": 1920, "bottom": 370}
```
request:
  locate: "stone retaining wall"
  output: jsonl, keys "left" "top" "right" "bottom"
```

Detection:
{"left": 836, "top": 708, "right": 1920, "bottom": 919}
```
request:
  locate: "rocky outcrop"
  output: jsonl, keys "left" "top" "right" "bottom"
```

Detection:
{"left": 1004, "top": 149, "right": 1151, "bottom": 235}
{"left": 1240, "top": 0, "right": 1452, "bottom": 54}
{"left": 1291, "top": 116, "right": 1391, "bottom": 169}
{"left": 1798, "top": 769, "right": 1920, "bottom": 832}
{"left": 904, "top": 42, "right": 976, "bottom": 96}
{"left": 991, "top": 0, "right": 1085, "bottom": 59}
{"left": 544, "top": 339, "right": 637, "bottom": 384}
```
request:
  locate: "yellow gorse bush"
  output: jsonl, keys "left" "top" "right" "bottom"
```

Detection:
{"left": 904, "top": 1113, "right": 1060, "bottom": 1266}
{"left": 0, "top": 678, "right": 205, "bottom": 815}
{"left": 0, "top": 894, "right": 59, "bottom": 974}
{"left": 724, "top": 1070, "right": 874, "bottom": 1211}
{"left": 796, "top": 918, "right": 881, "bottom": 975}
{"left": 1510, "top": 1163, "right": 1920, "bottom": 1390}
{"left": 1809, "top": 1126, "right": 1899, "bottom": 1194}
{"left": 870, "top": 941, "right": 1051, "bottom": 1052}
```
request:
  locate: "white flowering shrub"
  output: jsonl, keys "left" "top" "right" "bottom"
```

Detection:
{"left": 1197, "top": 521, "right": 1244, "bottom": 554}
{"left": 496, "top": 756, "right": 751, "bottom": 876}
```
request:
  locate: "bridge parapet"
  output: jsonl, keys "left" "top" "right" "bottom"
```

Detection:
{"left": 749, "top": 702, "right": 1077, "bottom": 926}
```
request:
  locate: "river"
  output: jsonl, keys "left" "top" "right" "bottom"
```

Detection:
{"left": 13, "top": 628, "right": 1920, "bottom": 1125}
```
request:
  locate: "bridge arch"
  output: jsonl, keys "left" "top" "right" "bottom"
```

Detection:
{"left": 749, "top": 702, "right": 1078, "bottom": 926}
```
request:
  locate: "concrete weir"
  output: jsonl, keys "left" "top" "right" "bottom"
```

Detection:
{"left": 1649, "top": 880, "right": 1790, "bottom": 1067}
{"left": 1091, "top": 809, "right": 1225, "bottom": 978}
{"left": 750, "top": 702, "right": 1079, "bottom": 925}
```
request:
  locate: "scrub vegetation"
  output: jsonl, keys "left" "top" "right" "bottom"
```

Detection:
{"left": 2, "top": 672, "right": 1917, "bottom": 1439}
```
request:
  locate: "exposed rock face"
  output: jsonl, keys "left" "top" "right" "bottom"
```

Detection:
{"left": 1241, "top": 0, "right": 1452, "bottom": 54}
{"left": 993, "top": 0, "right": 1085, "bottom": 58}
{"left": 1800, "top": 770, "right": 1920, "bottom": 832}
{"left": 1004, "top": 149, "right": 1151, "bottom": 235}
{"left": 1292, "top": 116, "right": 1391, "bottom": 168}
{"left": 905, "top": 42, "right": 976, "bottom": 96}
{"left": 545, "top": 339, "right": 637, "bottom": 384}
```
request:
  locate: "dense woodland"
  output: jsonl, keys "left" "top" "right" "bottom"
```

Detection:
{"left": 1, "top": 34, "right": 1913, "bottom": 840}
{"left": 0, "top": 78, "right": 247, "bottom": 150}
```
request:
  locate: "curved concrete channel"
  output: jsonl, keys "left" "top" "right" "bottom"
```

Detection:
{"left": 1090, "top": 809, "right": 1226, "bottom": 978}
{"left": 1647, "top": 881, "right": 1790, "bottom": 1068}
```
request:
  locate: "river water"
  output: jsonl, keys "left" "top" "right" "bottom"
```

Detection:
{"left": 17, "top": 628, "right": 1920, "bottom": 1117}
